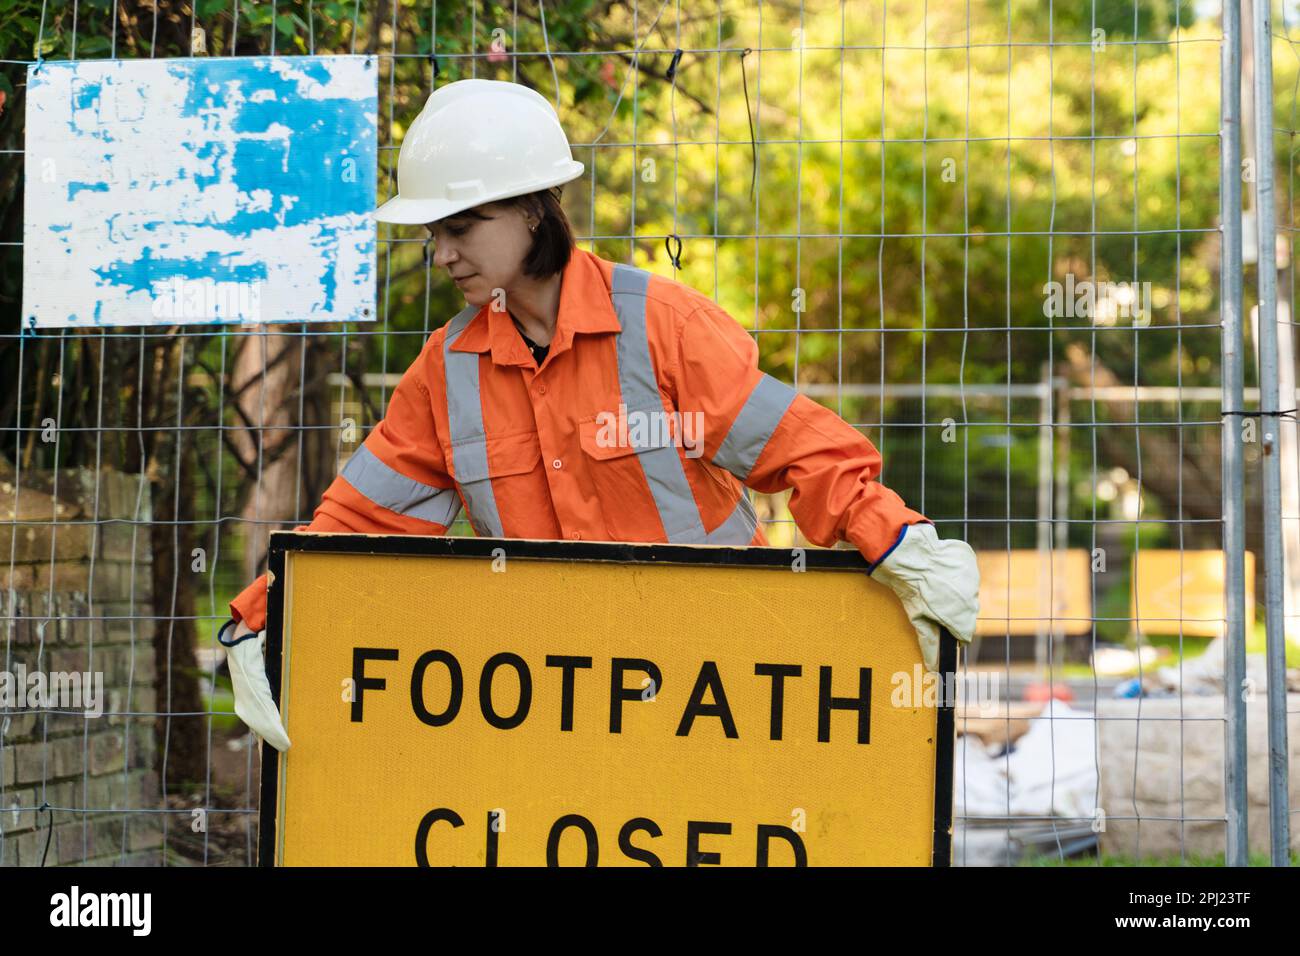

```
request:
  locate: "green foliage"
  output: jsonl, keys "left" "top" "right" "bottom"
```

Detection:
{"left": 0, "top": 1, "right": 1286, "bottom": 553}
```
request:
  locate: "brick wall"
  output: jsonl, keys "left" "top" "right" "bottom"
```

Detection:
{"left": 0, "top": 466, "right": 162, "bottom": 866}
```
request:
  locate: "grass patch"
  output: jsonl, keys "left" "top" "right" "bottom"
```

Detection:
{"left": 205, "top": 679, "right": 242, "bottom": 734}
{"left": 1023, "top": 849, "right": 1298, "bottom": 866}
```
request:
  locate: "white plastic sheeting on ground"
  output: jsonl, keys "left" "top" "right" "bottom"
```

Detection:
{"left": 956, "top": 701, "right": 1099, "bottom": 821}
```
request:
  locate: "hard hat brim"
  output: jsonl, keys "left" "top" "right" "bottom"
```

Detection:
{"left": 373, "top": 162, "right": 586, "bottom": 226}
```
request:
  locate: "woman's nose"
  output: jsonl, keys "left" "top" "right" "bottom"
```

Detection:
{"left": 431, "top": 240, "right": 458, "bottom": 269}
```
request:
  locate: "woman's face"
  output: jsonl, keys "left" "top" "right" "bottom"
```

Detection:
{"left": 426, "top": 201, "right": 534, "bottom": 307}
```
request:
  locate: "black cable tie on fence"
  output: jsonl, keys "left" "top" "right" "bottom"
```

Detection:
{"left": 664, "top": 234, "right": 683, "bottom": 270}
{"left": 1222, "top": 408, "right": 1299, "bottom": 417}
{"left": 429, "top": 52, "right": 440, "bottom": 79}
{"left": 739, "top": 48, "right": 757, "bottom": 202}
{"left": 32, "top": 55, "right": 43, "bottom": 75}
{"left": 422, "top": 238, "right": 432, "bottom": 266}
{"left": 38, "top": 801, "right": 52, "bottom": 866}
{"left": 666, "top": 48, "right": 683, "bottom": 82}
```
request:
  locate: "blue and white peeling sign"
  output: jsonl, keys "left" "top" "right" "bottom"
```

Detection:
{"left": 22, "top": 55, "right": 378, "bottom": 328}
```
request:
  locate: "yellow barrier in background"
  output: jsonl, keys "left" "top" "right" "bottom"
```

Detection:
{"left": 975, "top": 549, "right": 1092, "bottom": 637}
{"left": 1131, "top": 549, "right": 1256, "bottom": 638}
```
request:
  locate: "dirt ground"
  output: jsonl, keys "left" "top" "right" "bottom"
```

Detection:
{"left": 160, "top": 726, "right": 265, "bottom": 866}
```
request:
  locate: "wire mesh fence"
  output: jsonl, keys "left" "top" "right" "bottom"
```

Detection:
{"left": 0, "top": 0, "right": 1296, "bottom": 866}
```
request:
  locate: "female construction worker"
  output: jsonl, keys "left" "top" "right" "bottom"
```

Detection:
{"left": 219, "top": 79, "right": 979, "bottom": 752}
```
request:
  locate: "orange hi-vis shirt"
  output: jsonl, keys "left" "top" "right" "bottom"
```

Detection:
{"left": 230, "top": 247, "right": 931, "bottom": 631}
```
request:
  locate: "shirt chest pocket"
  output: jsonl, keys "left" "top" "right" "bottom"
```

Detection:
{"left": 450, "top": 430, "right": 543, "bottom": 484}
{"left": 577, "top": 404, "right": 679, "bottom": 461}
{"left": 578, "top": 407, "right": 692, "bottom": 540}
{"left": 449, "top": 431, "right": 543, "bottom": 536}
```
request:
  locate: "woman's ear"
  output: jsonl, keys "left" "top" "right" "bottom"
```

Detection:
{"left": 526, "top": 196, "right": 546, "bottom": 233}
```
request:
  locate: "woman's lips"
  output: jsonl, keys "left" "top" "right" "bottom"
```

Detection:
{"left": 454, "top": 273, "right": 477, "bottom": 285}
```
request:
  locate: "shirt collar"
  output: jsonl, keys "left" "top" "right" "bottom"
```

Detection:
{"left": 448, "top": 248, "right": 623, "bottom": 365}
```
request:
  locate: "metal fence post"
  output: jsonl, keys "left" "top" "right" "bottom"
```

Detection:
{"left": 1221, "top": 0, "right": 1250, "bottom": 869}
{"left": 1249, "top": 0, "right": 1294, "bottom": 867}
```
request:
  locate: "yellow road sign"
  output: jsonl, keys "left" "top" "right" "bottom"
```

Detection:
{"left": 1130, "top": 549, "right": 1255, "bottom": 638}
{"left": 260, "top": 534, "right": 956, "bottom": 867}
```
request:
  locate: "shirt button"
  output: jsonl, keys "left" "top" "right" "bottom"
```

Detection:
{"left": 552, "top": 459, "right": 562, "bottom": 470}
{"left": 569, "top": 531, "right": 581, "bottom": 540}
{"left": 538, "top": 384, "right": 547, "bottom": 395}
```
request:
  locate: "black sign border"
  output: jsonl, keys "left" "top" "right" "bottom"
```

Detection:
{"left": 259, "top": 531, "right": 958, "bottom": 868}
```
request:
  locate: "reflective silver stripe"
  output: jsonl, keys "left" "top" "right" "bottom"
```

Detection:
{"left": 610, "top": 264, "right": 708, "bottom": 543}
{"left": 704, "top": 493, "right": 759, "bottom": 545}
{"left": 443, "top": 304, "right": 504, "bottom": 537}
{"left": 712, "top": 373, "right": 798, "bottom": 480}
{"left": 340, "top": 444, "right": 462, "bottom": 527}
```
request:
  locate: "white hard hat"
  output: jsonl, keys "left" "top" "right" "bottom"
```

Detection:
{"left": 375, "top": 79, "right": 585, "bottom": 225}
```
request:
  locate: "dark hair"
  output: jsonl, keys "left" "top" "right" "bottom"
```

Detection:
{"left": 452, "top": 186, "right": 576, "bottom": 279}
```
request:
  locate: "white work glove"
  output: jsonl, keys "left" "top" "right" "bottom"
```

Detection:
{"left": 218, "top": 619, "right": 291, "bottom": 752}
{"left": 869, "top": 523, "right": 979, "bottom": 673}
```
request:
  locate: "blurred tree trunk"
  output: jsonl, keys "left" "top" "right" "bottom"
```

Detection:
{"left": 231, "top": 329, "right": 338, "bottom": 585}
{"left": 144, "top": 338, "right": 206, "bottom": 792}
{"left": 1061, "top": 343, "right": 1251, "bottom": 552}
